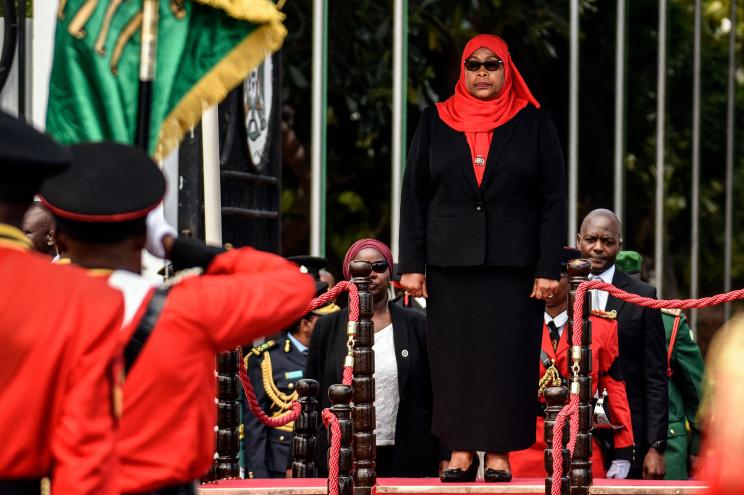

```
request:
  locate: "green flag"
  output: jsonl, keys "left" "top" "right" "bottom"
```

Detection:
{"left": 46, "top": 0, "right": 286, "bottom": 160}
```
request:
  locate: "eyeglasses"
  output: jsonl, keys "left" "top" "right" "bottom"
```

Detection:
{"left": 348, "top": 260, "right": 389, "bottom": 276}
{"left": 370, "top": 261, "right": 389, "bottom": 273}
{"left": 464, "top": 59, "right": 503, "bottom": 72}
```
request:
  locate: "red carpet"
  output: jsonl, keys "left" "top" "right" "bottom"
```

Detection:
{"left": 199, "top": 478, "right": 706, "bottom": 494}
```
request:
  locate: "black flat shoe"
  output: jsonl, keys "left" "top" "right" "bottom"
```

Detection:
{"left": 484, "top": 468, "right": 512, "bottom": 482}
{"left": 440, "top": 454, "right": 480, "bottom": 483}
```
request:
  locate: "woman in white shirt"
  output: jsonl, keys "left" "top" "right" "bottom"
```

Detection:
{"left": 305, "top": 239, "right": 444, "bottom": 477}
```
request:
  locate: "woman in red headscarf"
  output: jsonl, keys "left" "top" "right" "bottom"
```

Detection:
{"left": 398, "top": 34, "right": 566, "bottom": 482}
{"left": 305, "top": 239, "right": 445, "bottom": 478}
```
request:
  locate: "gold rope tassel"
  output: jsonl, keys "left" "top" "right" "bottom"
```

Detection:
{"left": 110, "top": 12, "right": 143, "bottom": 75}
{"left": 94, "top": 0, "right": 124, "bottom": 55}
{"left": 57, "top": 0, "right": 69, "bottom": 20}
{"left": 67, "top": 0, "right": 99, "bottom": 39}
{"left": 538, "top": 362, "right": 563, "bottom": 398}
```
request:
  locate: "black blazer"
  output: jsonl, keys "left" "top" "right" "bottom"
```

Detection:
{"left": 305, "top": 303, "right": 441, "bottom": 477}
{"left": 606, "top": 269, "right": 668, "bottom": 450}
{"left": 398, "top": 105, "right": 566, "bottom": 280}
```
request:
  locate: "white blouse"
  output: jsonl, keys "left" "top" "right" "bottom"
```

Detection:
{"left": 373, "top": 323, "right": 399, "bottom": 446}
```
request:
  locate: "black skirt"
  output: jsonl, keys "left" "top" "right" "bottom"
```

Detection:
{"left": 426, "top": 265, "right": 544, "bottom": 452}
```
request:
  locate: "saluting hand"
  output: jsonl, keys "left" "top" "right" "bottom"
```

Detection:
{"left": 530, "top": 278, "right": 559, "bottom": 300}
{"left": 400, "top": 273, "right": 428, "bottom": 298}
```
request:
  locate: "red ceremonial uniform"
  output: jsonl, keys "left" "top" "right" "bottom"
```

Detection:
{"left": 0, "top": 225, "right": 124, "bottom": 495}
{"left": 114, "top": 246, "right": 315, "bottom": 493}
{"left": 511, "top": 313, "right": 634, "bottom": 478}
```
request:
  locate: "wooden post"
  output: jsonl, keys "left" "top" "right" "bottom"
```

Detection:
{"left": 566, "top": 259, "right": 593, "bottom": 494}
{"left": 292, "top": 379, "right": 320, "bottom": 478}
{"left": 214, "top": 349, "right": 241, "bottom": 479}
{"left": 543, "top": 386, "right": 570, "bottom": 495}
{"left": 348, "top": 260, "right": 375, "bottom": 495}
{"left": 328, "top": 384, "right": 354, "bottom": 495}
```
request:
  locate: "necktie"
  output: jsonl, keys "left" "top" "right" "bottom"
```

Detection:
{"left": 547, "top": 321, "right": 561, "bottom": 343}
{"left": 590, "top": 275, "right": 602, "bottom": 310}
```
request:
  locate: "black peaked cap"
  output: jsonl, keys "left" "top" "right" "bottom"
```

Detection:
{"left": 39, "top": 142, "right": 165, "bottom": 242}
{"left": 287, "top": 255, "right": 328, "bottom": 281}
{"left": 40, "top": 142, "right": 165, "bottom": 222}
{"left": 0, "top": 111, "right": 70, "bottom": 201}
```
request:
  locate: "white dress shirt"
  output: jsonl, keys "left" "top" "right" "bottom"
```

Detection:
{"left": 590, "top": 264, "right": 616, "bottom": 311}
{"left": 373, "top": 324, "right": 399, "bottom": 446}
{"left": 544, "top": 311, "right": 569, "bottom": 338}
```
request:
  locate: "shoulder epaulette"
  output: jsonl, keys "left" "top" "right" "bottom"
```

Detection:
{"left": 661, "top": 308, "right": 682, "bottom": 317}
{"left": 251, "top": 340, "right": 277, "bottom": 356}
{"left": 591, "top": 309, "right": 617, "bottom": 320}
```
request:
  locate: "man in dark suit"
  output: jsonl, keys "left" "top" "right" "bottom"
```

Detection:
{"left": 577, "top": 209, "right": 668, "bottom": 480}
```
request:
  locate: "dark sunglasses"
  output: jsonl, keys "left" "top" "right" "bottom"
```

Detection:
{"left": 464, "top": 59, "right": 503, "bottom": 72}
{"left": 370, "top": 261, "right": 389, "bottom": 273}
{"left": 348, "top": 260, "right": 389, "bottom": 275}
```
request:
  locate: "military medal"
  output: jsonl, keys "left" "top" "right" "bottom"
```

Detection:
{"left": 474, "top": 154, "right": 485, "bottom": 166}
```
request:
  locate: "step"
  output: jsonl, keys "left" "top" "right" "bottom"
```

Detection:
{"left": 199, "top": 478, "right": 706, "bottom": 495}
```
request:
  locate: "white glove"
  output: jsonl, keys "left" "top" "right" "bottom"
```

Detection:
{"left": 606, "top": 459, "right": 631, "bottom": 479}
{"left": 145, "top": 204, "right": 177, "bottom": 259}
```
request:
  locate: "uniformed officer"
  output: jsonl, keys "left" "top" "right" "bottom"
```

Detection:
{"left": 511, "top": 247, "right": 635, "bottom": 479}
{"left": 0, "top": 113, "right": 125, "bottom": 495}
{"left": 39, "top": 142, "right": 316, "bottom": 495}
{"left": 243, "top": 256, "right": 339, "bottom": 478}
{"left": 616, "top": 251, "right": 704, "bottom": 480}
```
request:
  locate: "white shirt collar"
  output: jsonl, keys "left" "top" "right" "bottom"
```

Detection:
{"left": 544, "top": 310, "right": 569, "bottom": 329}
{"left": 287, "top": 332, "right": 308, "bottom": 353}
{"left": 594, "top": 264, "right": 616, "bottom": 284}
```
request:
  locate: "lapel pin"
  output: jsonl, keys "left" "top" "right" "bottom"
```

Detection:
{"left": 401, "top": 349, "right": 409, "bottom": 358}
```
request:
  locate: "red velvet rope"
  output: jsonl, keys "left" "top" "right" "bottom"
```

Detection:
{"left": 237, "top": 281, "right": 360, "bottom": 488}
{"left": 323, "top": 408, "right": 342, "bottom": 495}
{"left": 305, "top": 281, "right": 360, "bottom": 322}
{"left": 550, "top": 281, "right": 744, "bottom": 494}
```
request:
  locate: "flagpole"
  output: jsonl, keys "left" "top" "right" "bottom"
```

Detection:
{"left": 135, "top": 0, "right": 158, "bottom": 151}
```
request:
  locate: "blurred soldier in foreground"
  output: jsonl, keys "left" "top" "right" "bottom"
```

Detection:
{"left": 243, "top": 257, "right": 339, "bottom": 478}
{"left": 616, "top": 251, "right": 704, "bottom": 480}
{"left": 0, "top": 112, "right": 124, "bottom": 495}
{"left": 699, "top": 314, "right": 744, "bottom": 494}
{"left": 40, "top": 142, "right": 315, "bottom": 495}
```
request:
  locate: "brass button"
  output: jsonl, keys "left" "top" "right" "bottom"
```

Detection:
{"left": 288, "top": 383, "right": 294, "bottom": 389}
{"left": 280, "top": 435, "right": 285, "bottom": 441}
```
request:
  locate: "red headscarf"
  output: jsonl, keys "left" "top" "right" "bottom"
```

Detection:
{"left": 436, "top": 34, "right": 540, "bottom": 133}
{"left": 342, "top": 238, "right": 394, "bottom": 281}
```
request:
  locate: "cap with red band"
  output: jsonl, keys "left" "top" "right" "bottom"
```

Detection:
{"left": 39, "top": 142, "right": 165, "bottom": 242}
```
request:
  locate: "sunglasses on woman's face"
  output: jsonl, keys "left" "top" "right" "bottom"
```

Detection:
{"left": 370, "top": 261, "right": 389, "bottom": 273}
{"left": 464, "top": 59, "right": 503, "bottom": 72}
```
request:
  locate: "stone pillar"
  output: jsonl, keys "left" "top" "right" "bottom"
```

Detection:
{"left": 214, "top": 349, "right": 241, "bottom": 479}
{"left": 328, "top": 384, "right": 354, "bottom": 495}
{"left": 566, "top": 259, "right": 593, "bottom": 494}
{"left": 348, "top": 260, "right": 375, "bottom": 495}
{"left": 292, "top": 379, "right": 320, "bottom": 478}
